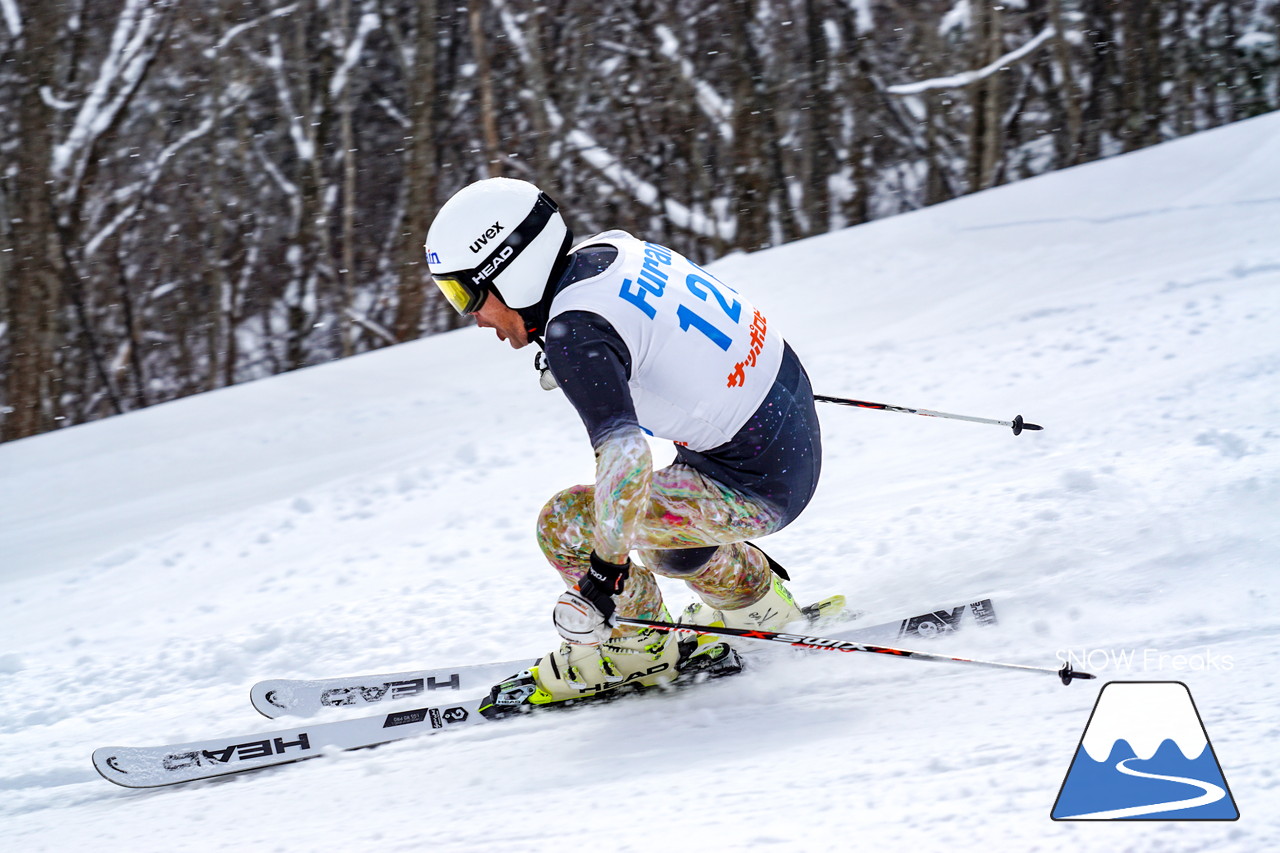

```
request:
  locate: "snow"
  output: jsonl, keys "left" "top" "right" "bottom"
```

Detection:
{"left": 848, "top": 0, "right": 875, "bottom": 35}
{"left": 653, "top": 24, "right": 734, "bottom": 142}
{"left": 887, "top": 26, "right": 1056, "bottom": 95}
{"left": 328, "top": 11, "right": 381, "bottom": 102}
{"left": 3, "top": 112, "right": 1280, "bottom": 850}
{"left": 1, "top": 0, "right": 20, "bottom": 39}
{"left": 540, "top": 97, "right": 734, "bottom": 242}
{"left": 207, "top": 3, "right": 303, "bottom": 58}
{"left": 51, "top": 0, "right": 162, "bottom": 188}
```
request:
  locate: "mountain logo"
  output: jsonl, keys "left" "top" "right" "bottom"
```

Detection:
{"left": 1052, "top": 681, "right": 1239, "bottom": 820}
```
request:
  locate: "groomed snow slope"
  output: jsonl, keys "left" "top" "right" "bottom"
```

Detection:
{"left": 2, "top": 112, "right": 1278, "bottom": 852}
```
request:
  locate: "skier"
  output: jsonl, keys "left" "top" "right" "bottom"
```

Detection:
{"left": 425, "top": 177, "right": 823, "bottom": 711}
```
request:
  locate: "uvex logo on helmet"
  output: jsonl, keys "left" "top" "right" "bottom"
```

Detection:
{"left": 469, "top": 221, "right": 504, "bottom": 253}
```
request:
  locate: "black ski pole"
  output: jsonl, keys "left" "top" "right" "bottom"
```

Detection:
{"left": 619, "top": 617, "right": 1093, "bottom": 686}
{"left": 813, "top": 394, "right": 1043, "bottom": 436}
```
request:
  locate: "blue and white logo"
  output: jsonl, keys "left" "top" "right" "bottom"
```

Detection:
{"left": 1052, "top": 681, "right": 1239, "bottom": 820}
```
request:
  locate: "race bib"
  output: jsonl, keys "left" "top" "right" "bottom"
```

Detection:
{"left": 549, "top": 232, "right": 783, "bottom": 451}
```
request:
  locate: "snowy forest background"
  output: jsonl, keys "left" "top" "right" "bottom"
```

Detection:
{"left": 2, "top": 0, "right": 1278, "bottom": 443}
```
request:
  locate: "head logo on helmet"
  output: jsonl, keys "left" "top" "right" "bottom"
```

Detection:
{"left": 473, "top": 245, "right": 515, "bottom": 284}
{"left": 426, "top": 178, "right": 571, "bottom": 315}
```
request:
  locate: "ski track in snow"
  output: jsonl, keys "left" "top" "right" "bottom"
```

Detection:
{"left": 2, "top": 114, "right": 1279, "bottom": 851}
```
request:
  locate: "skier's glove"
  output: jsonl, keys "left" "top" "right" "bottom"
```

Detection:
{"left": 552, "top": 552, "right": 631, "bottom": 645}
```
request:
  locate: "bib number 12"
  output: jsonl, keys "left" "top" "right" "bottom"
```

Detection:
{"left": 678, "top": 273, "right": 741, "bottom": 352}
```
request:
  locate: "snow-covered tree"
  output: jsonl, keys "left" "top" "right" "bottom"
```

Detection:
{"left": 3, "top": 0, "right": 1277, "bottom": 442}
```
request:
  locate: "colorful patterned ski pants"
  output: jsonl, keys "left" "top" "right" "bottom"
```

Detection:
{"left": 536, "top": 462, "right": 783, "bottom": 624}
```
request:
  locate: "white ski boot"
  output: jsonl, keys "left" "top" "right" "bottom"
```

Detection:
{"left": 534, "top": 623, "right": 681, "bottom": 701}
{"left": 682, "top": 574, "right": 807, "bottom": 634}
{"left": 480, "top": 614, "right": 743, "bottom": 718}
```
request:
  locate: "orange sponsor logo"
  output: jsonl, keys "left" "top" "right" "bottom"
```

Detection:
{"left": 726, "top": 309, "right": 768, "bottom": 388}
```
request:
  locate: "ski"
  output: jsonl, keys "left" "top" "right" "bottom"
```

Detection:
{"left": 249, "top": 596, "right": 993, "bottom": 719}
{"left": 94, "top": 649, "right": 743, "bottom": 790}
{"left": 251, "top": 659, "right": 533, "bottom": 720}
{"left": 96, "top": 647, "right": 753, "bottom": 789}
{"left": 93, "top": 597, "right": 996, "bottom": 788}
{"left": 93, "top": 697, "right": 493, "bottom": 788}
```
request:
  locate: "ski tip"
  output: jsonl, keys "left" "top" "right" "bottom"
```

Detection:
{"left": 93, "top": 748, "right": 148, "bottom": 788}
{"left": 250, "top": 682, "right": 292, "bottom": 719}
{"left": 800, "top": 594, "right": 848, "bottom": 627}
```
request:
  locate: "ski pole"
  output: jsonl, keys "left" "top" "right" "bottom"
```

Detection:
{"left": 813, "top": 394, "right": 1043, "bottom": 436}
{"left": 618, "top": 617, "right": 1093, "bottom": 686}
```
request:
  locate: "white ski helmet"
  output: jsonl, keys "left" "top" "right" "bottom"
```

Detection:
{"left": 425, "top": 177, "right": 569, "bottom": 315}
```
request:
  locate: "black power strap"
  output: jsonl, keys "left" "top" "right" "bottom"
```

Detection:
{"left": 748, "top": 543, "right": 790, "bottom": 581}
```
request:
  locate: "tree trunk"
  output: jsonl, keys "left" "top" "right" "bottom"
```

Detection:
{"left": 803, "top": 0, "right": 834, "bottom": 234}
{"left": 469, "top": 0, "right": 502, "bottom": 178}
{"left": 730, "top": 0, "right": 769, "bottom": 251}
{"left": 968, "top": 2, "right": 1005, "bottom": 192}
{"left": 1120, "top": 0, "right": 1162, "bottom": 151}
{"left": 1048, "top": 0, "right": 1083, "bottom": 165}
{"left": 393, "top": 0, "right": 439, "bottom": 341}
{"left": 3, "top": 5, "right": 64, "bottom": 441}
{"left": 1080, "top": 0, "right": 1120, "bottom": 161}
{"left": 338, "top": 0, "right": 359, "bottom": 357}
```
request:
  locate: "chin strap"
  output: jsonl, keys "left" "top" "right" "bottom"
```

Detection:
{"left": 529, "top": 334, "right": 559, "bottom": 391}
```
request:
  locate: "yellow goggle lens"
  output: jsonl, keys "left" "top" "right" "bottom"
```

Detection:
{"left": 432, "top": 275, "right": 479, "bottom": 315}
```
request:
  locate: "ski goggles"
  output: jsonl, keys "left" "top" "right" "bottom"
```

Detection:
{"left": 429, "top": 192, "right": 559, "bottom": 315}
